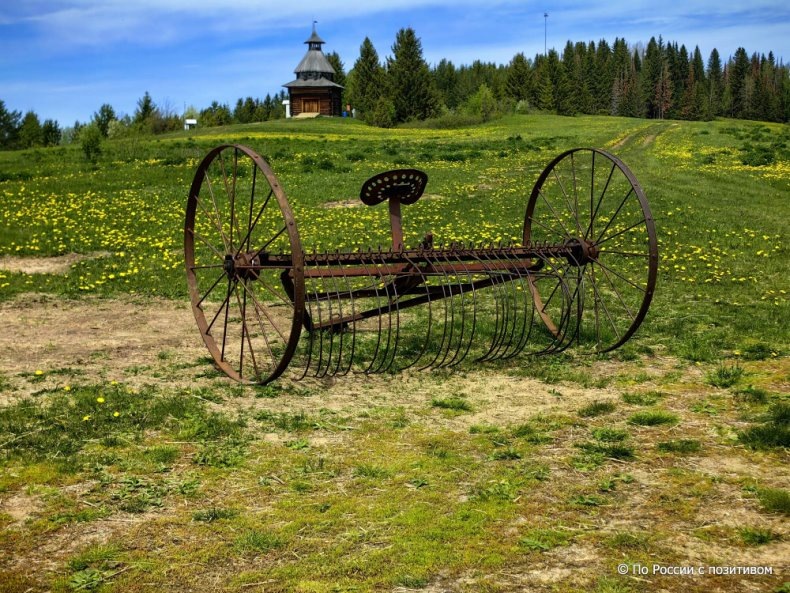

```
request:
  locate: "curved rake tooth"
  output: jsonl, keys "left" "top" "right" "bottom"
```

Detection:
{"left": 418, "top": 251, "right": 449, "bottom": 371}
{"left": 433, "top": 249, "right": 459, "bottom": 369}
{"left": 339, "top": 265, "right": 357, "bottom": 377}
{"left": 398, "top": 253, "right": 433, "bottom": 372}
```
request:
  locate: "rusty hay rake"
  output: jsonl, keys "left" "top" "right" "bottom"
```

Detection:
{"left": 185, "top": 144, "right": 657, "bottom": 384}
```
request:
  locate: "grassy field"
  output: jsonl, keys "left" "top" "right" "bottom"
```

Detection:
{"left": 0, "top": 114, "right": 788, "bottom": 592}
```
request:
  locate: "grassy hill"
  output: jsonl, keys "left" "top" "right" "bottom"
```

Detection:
{"left": 0, "top": 115, "right": 788, "bottom": 593}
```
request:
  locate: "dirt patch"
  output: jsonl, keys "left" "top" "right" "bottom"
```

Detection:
{"left": 0, "top": 293, "right": 624, "bottom": 423}
{"left": 610, "top": 134, "right": 633, "bottom": 150}
{"left": 0, "top": 294, "right": 209, "bottom": 399}
{"left": 321, "top": 198, "right": 364, "bottom": 209}
{"left": 0, "top": 252, "right": 111, "bottom": 275}
{"left": 0, "top": 491, "right": 43, "bottom": 525}
{"left": 642, "top": 134, "right": 658, "bottom": 148}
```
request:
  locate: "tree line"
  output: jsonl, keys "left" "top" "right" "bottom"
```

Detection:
{"left": 344, "top": 30, "right": 790, "bottom": 126}
{"left": 0, "top": 89, "right": 291, "bottom": 151}
{"left": 2, "top": 31, "right": 788, "bottom": 150}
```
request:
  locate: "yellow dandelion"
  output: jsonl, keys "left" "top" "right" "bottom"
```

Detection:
{"left": 82, "top": 415, "right": 91, "bottom": 421}
{"left": 96, "top": 397, "right": 105, "bottom": 404}
{"left": 113, "top": 411, "right": 120, "bottom": 418}
{"left": 34, "top": 369, "right": 44, "bottom": 376}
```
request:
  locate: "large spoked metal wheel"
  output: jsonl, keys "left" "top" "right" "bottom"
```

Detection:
{"left": 524, "top": 148, "right": 658, "bottom": 352}
{"left": 185, "top": 145, "right": 304, "bottom": 383}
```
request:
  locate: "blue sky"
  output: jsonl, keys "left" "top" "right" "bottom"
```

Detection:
{"left": 1, "top": 1, "right": 789, "bottom": 126}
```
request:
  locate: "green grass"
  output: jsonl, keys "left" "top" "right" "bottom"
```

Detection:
{"left": 0, "top": 384, "right": 242, "bottom": 463}
{"left": 657, "top": 439, "right": 702, "bottom": 454}
{"left": 518, "top": 528, "right": 574, "bottom": 551}
{"left": 0, "top": 115, "right": 786, "bottom": 361}
{"left": 756, "top": 487, "right": 790, "bottom": 515}
{"left": 1, "top": 114, "right": 789, "bottom": 593}
{"left": 739, "top": 402, "right": 790, "bottom": 449}
{"left": 706, "top": 363, "right": 746, "bottom": 388}
{"left": 578, "top": 400, "right": 617, "bottom": 417}
{"left": 431, "top": 397, "right": 472, "bottom": 411}
{"left": 739, "top": 527, "right": 782, "bottom": 546}
{"left": 621, "top": 391, "right": 665, "bottom": 406}
{"left": 628, "top": 410, "right": 680, "bottom": 427}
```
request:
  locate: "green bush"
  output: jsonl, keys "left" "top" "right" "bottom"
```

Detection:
{"left": 79, "top": 123, "right": 103, "bottom": 163}
{"left": 367, "top": 96, "right": 396, "bottom": 128}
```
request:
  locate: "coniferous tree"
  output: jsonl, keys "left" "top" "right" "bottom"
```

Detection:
{"left": 641, "top": 37, "right": 664, "bottom": 118}
{"left": 233, "top": 98, "right": 256, "bottom": 123}
{"left": 730, "top": 47, "right": 750, "bottom": 117}
{"left": 349, "top": 37, "right": 385, "bottom": 119}
{"left": 0, "top": 100, "right": 22, "bottom": 149}
{"left": 18, "top": 111, "right": 43, "bottom": 148}
{"left": 655, "top": 62, "right": 673, "bottom": 119}
{"left": 387, "top": 27, "right": 441, "bottom": 122}
{"left": 434, "top": 59, "right": 461, "bottom": 109}
{"left": 593, "top": 39, "right": 614, "bottom": 113}
{"left": 707, "top": 48, "right": 723, "bottom": 116}
{"left": 92, "top": 104, "right": 116, "bottom": 137}
{"left": 547, "top": 48, "right": 574, "bottom": 115}
{"left": 620, "top": 60, "right": 644, "bottom": 117}
{"left": 680, "top": 64, "right": 699, "bottom": 120}
{"left": 134, "top": 92, "right": 156, "bottom": 126}
{"left": 41, "top": 119, "right": 61, "bottom": 146}
{"left": 531, "top": 55, "right": 554, "bottom": 110}
{"left": 505, "top": 53, "right": 532, "bottom": 103}
{"left": 325, "top": 51, "right": 347, "bottom": 107}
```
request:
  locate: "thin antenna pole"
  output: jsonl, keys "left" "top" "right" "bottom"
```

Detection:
{"left": 544, "top": 12, "right": 548, "bottom": 55}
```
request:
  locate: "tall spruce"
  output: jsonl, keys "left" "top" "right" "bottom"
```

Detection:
{"left": 325, "top": 51, "right": 347, "bottom": 107}
{"left": 506, "top": 53, "right": 532, "bottom": 103}
{"left": 41, "top": 119, "right": 61, "bottom": 146}
{"left": 387, "top": 27, "right": 441, "bottom": 122}
{"left": 0, "top": 100, "right": 22, "bottom": 149}
{"left": 641, "top": 37, "right": 664, "bottom": 118}
{"left": 707, "top": 48, "right": 723, "bottom": 115}
{"left": 18, "top": 111, "right": 43, "bottom": 148}
{"left": 550, "top": 47, "right": 575, "bottom": 115}
{"left": 349, "top": 37, "right": 385, "bottom": 119}
{"left": 730, "top": 47, "right": 750, "bottom": 117}
{"left": 655, "top": 62, "right": 673, "bottom": 119}
{"left": 593, "top": 39, "right": 614, "bottom": 113}
{"left": 433, "top": 59, "right": 461, "bottom": 109}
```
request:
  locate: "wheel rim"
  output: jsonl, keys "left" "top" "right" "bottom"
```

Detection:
{"left": 185, "top": 145, "right": 304, "bottom": 383}
{"left": 523, "top": 148, "right": 658, "bottom": 352}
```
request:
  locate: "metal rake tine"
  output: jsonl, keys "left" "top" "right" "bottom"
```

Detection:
{"left": 475, "top": 248, "right": 506, "bottom": 362}
{"left": 488, "top": 248, "right": 515, "bottom": 361}
{"left": 399, "top": 252, "right": 434, "bottom": 372}
{"left": 314, "top": 261, "right": 333, "bottom": 379}
{"left": 504, "top": 257, "right": 537, "bottom": 360}
{"left": 503, "top": 248, "right": 531, "bottom": 359}
{"left": 419, "top": 250, "right": 451, "bottom": 371}
{"left": 434, "top": 248, "right": 460, "bottom": 369}
{"left": 358, "top": 252, "right": 385, "bottom": 375}
{"left": 381, "top": 251, "right": 402, "bottom": 374}
{"left": 298, "top": 272, "right": 317, "bottom": 381}
{"left": 488, "top": 248, "right": 521, "bottom": 361}
{"left": 443, "top": 247, "right": 474, "bottom": 369}
{"left": 328, "top": 260, "right": 346, "bottom": 377}
{"left": 451, "top": 247, "right": 479, "bottom": 367}
{"left": 338, "top": 263, "right": 357, "bottom": 377}
{"left": 366, "top": 253, "right": 394, "bottom": 374}
{"left": 309, "top": 263, "right": 327, "bottom": 378}
{"left": 440, "top": 249, "right": 470, "bottom": 368}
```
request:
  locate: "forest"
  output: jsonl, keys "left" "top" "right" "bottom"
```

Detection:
{"left": 1, "top": 30, "right": 788, "bottom": 150}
